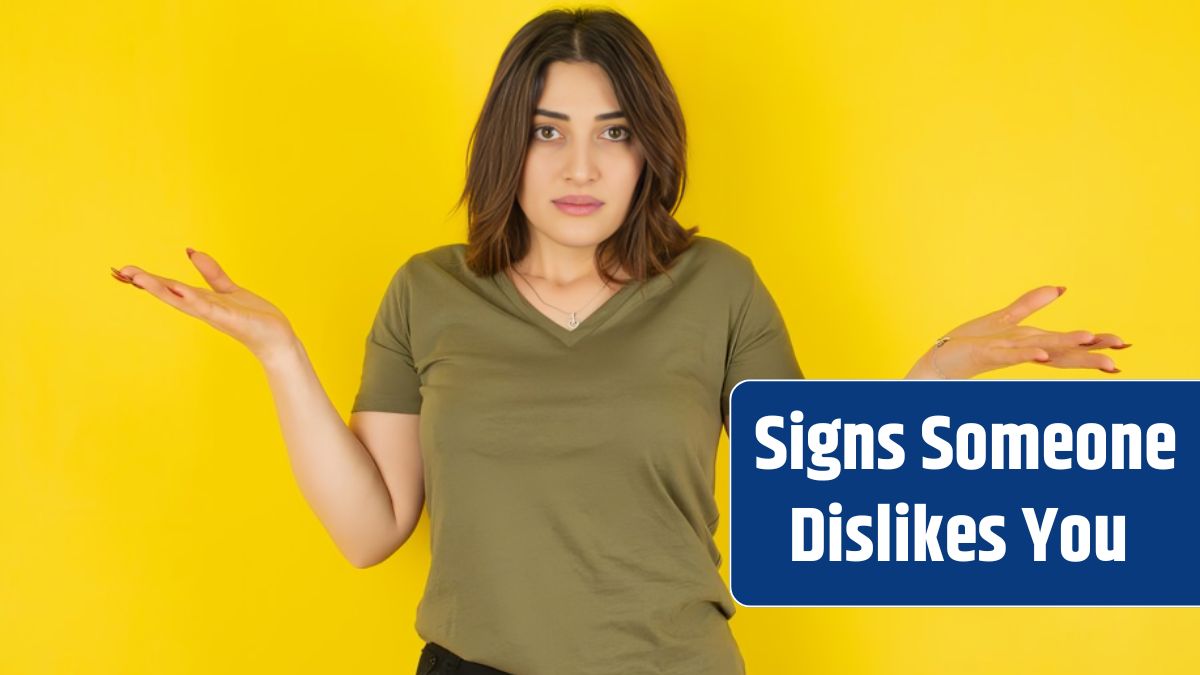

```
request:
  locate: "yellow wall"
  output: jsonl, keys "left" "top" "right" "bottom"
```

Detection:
{"left": 2, "top": 1, "right": 1195, "bottom": 673}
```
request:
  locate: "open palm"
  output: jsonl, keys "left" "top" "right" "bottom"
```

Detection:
{"left": 112, "top": 249, "right": 296, "bottom": 362}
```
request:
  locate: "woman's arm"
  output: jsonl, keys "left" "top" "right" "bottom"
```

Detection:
{"left": 114, "top": 251, "right": 418, "bottom": 568}
{"left": 261, "top": 339, "right": 417, "bottom": 568}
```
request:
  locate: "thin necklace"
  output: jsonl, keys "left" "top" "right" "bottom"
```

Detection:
{"left": 510, "top": 265, "right": 614, "bottom": 330}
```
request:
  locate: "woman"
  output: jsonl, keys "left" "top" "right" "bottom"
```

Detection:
{"left": 109, "top": 8, "right": 1127, "bottom": 675}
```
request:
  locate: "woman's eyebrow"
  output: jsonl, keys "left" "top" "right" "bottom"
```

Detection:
{"left": 534, "top": 108, "right": 626, "bottom": 121}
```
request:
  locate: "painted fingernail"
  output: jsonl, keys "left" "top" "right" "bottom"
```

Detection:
{"left": 1057, "top": 286, "right": 1066, "bottom": 296}
{"left": 111, "top": 266, "right": 131, "bottom": 282}
{"left": 1112, "top": 343, "right": 1133, "bottom": 349}
{"left": 1099, "top": 367, "right": 1121, "bottom": 374}
{"left": 1034, "top": 356, "right": 1051, "bottom": 363}
{"left": 186, "top": 247, "right": 195, "bottom": 259}
{"left": 1081, "top": 339, "right": 1101, "bottom": 346}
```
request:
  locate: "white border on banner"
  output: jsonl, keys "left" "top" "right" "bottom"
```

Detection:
{"left": 726, "top": 378, "right": 1200, "bottom": 608}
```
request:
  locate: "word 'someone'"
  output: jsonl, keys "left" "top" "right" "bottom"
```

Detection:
{"left": 756, "top": 411, "right": 1176, "bottom": 481}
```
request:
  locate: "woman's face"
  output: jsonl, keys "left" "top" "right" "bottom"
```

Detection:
{"left": 517, "top": 60, "right": 646, "bottom": 256}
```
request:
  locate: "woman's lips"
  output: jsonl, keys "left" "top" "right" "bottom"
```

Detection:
{"left": 553, "top": 200, "right": 603, "bottom": 216}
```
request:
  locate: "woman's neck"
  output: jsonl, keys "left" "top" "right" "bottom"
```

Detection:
{"left": 515, "top": 238, "right": 628, "bottom": 287}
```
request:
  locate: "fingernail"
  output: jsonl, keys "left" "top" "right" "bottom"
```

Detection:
{"left": 1034, "top": 356, "right": 1051, "bottom": 363}
{"left": 1081, "top": 338, "right": 1101, "bottom": 346}
{"left": 186, "top": 247, "right": 196, "bottom": 259}
{"left": 1112, "top": 343, "right": 1133, "bottom": 350}
{"left": 1099, "top": 367, "right": 1121, "bottom": 374}
{"left": 1057, "top": 286, "right": 1066, "bottom": 296}
{"left": 110, "top": 266, "right": 131, "bottom": 282}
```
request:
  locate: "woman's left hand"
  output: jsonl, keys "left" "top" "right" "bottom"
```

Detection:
{"left": 905, "top": 285, "right": 1131, "bottom": 379}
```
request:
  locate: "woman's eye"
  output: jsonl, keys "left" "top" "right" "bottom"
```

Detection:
{"left": 531, "top": 125, "right": 632, "bottom": 142}
{"left": 605, "top": 126, "right": 632, "bottom": 141}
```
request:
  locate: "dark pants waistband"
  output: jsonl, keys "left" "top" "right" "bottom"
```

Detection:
{"left": 418, "top": 641, "right": 514, "bottom": 675}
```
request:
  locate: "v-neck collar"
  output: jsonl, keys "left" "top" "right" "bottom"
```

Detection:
{"left": 493, "top": 267, "right": 646, "bottom": 347}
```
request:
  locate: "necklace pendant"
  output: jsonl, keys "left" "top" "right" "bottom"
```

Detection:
{"left": 567, "top": 313, "right": 578, "bottom": 329}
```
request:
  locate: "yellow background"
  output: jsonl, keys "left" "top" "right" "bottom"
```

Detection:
{"left": 2, "top": 1, "right": 1197, "bottom": 673}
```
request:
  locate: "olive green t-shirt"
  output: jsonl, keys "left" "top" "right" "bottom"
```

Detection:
{"left": 351, "top": 234, "right": 803, "bottom": 675}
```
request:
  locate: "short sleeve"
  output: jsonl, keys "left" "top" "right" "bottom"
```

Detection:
{"left": 720, "top": 262, "right": 804, "bottom": 423}
{"left": 351, "top": 262, "right": 423, "bottom": 414}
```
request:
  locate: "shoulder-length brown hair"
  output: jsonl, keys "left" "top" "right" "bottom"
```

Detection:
{"left": 453, "top": 7, "right": 697, "bottom": 285}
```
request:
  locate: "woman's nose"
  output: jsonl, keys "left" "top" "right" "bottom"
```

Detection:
{"left": 564, "top": 141, "right": 599, "bottom": 182}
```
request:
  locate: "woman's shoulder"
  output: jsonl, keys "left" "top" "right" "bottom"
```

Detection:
{"left": 686, "top": 234, "right": 756, "bottom": 279}
{"left": 384, "top": 243, "right": 469, "bottom": 284}
{"left": 404, "top": 242, "right": 467, "bottom": 269}
{"left": 370, "top": 244, "right": 469, "bottom": 301}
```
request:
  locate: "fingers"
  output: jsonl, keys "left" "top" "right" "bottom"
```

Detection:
{"left": 989, "top": 341, "right": 1123, "bottom": 373}
{"left": 1076, "top": 333, "right": 1129, "bottom": 350}
{"left": 1006, "top": 329, "right": 1127, "bottom": 372}
{"left": 1037, "top": 348, "right": 1120, "bottom": 372}
{"left": 986, "top": 346, "right": 1053, "bottom": 369}
{"left": 114, "top": 265, "right": 210, "bottom": 320}
{"left": 996, "top": 285, "right": 1066, "bottom": 325}
{"left": 1009, "top": 329, "right": 1097, "bottom": 351}
{"left": 1008, "top": 330, "right": 1128, "bottom": 354}
{"left": 187, "top": 248, "right": 239, "bottom": 293}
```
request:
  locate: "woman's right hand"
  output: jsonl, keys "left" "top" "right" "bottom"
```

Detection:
{"left": 112, "top": 248, "right": 298, "bottom": 364}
